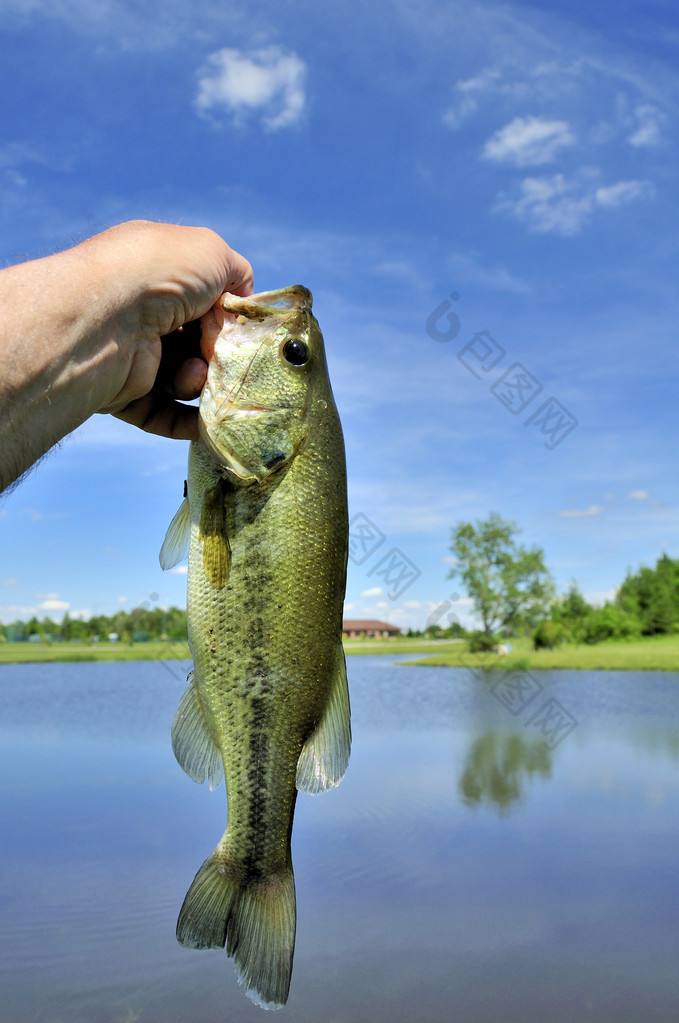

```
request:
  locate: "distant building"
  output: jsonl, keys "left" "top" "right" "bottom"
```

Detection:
{"left": 342, "top": 619, "right": 401, "bottom": 639}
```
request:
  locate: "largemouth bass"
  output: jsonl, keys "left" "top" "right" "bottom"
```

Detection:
{"left": 160, "top": 286, "right": 350, "bottom": 1010}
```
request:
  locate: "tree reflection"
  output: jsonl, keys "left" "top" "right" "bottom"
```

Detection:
{"left": 459, "top": 731, "right": 552, "bottom": 813}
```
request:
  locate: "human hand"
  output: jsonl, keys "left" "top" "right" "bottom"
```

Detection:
{"left": 92, "top": 221, "right": 253, "bottom": 440}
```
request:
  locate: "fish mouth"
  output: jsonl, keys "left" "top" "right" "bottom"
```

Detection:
{"left": 219, "top": 286, "right": 312, "bottom": 320}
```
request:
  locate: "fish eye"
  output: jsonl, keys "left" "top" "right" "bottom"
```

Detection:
{"left": 282, "top": 339, "right": 310, "bottom": 367}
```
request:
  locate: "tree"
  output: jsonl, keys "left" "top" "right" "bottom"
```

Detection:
{"left": 559, "top": 584, "right": 590, "bottom": 622}
{"left": 616, "top": 554, "right": 679, "bottom": 635}
{"left": 549, "top": 583, "right": 594, "bottom": 642}
{"left": 576, "top": 603, "right": 640, "bottom": 643}
{"left": 448, "top": 512, "right": 554, "bottom": 637}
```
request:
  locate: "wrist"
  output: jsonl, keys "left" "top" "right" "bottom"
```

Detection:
{"left": 0, "top": 237, "right": 141, "bottom": 431}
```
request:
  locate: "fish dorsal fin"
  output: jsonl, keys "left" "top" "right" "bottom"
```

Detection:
{"left": 199, "top": 483, "right": 231, "bottom": 588}
{"left": 159, "top": 495, "right": 190, "bottom": 570}
{"left": 296, "top": 647, "right": 351, "bottom": 794}
{"left": 172, "top": 671, "right": 224, "bottom": 790}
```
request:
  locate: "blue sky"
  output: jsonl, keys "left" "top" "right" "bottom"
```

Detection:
{"left": 0, "top": 0, "right": 677, "bottom": 631}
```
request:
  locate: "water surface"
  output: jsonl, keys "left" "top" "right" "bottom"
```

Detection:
{"left": 1, "top": 658, "right": 678, "bottom": 1022}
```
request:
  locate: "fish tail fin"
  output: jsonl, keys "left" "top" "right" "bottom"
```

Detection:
{"left": 177, "top": 847, "right": 296, "bottom": 1010}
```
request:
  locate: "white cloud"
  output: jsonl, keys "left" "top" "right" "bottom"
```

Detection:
{"left": 559, "top": 504, "right": 605, "bottom": 518}
{"left": 169, "top": 564, "right": 188, "bottom": 575}
{"left": 446, "top": 251, "right": 531, "bottom": 294}
{"left": 443, "top": 66, "right": 503, "bottom": 129}
{"left": 27, "top": 509, "right": 68, "bottom": 522}
{"left": 482, "top": 116, "right": 575, "bottom": 167}
{"left": 584, "top": 587, "right": 619, "bottom": 607}
{"left": 494, "top": 172, "right": 651, "bottom": 235}
{"left": 0, "top": 0, "right": 255, "bottom": 53}
{"left": 30, "top": 591, "right": 71, "bottom": 613}
{"left": 595, "top": 180, "right": 650, "bottom": 207}
{"left": 117, "top": 595, "right": 128, "bottom": 603}
{"left": 195, "top": 46, "right": 306, "bottom": 130}
{"left": 38, "top": 598, "right": 70, "bottom": 612}
{"left": 0, "top": 604, "right": 34, "bottom": 621}
{"left": 361, "top": 586, "right": 384, "bottom": 597}
{"left": 441, "top": 62, "right": 545, "bottom": 130}
{"left": 628, "top": 105, "right": 664, "bottom": 147}
{"left": 628, "top": 489, "right": 649, "bottom": 500}
{"left": 0, "top": 141, "right": 45, "bottom": 169}
{"left": 495, "top": 174, "right": 591, "bottom": 235}
{"left": 3, "top": 578, "right": 18, "bottom": 586}
{"left": 1, "top": 596, "right": 80, "bottom": 622}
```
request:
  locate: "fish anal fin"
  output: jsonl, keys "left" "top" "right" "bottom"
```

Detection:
{"left": 171, "top": 671, "right": 223, "bottom": 790}
{"left": 296, "top": 648, "right": 351, "bottom": 794}
{"left": 199, "top": 483, "right": 230, "bottom": 588}
{"left": 159, "top": 495, "right": 190, "bottom": 570}
{"left": 177, "top": 848, "right": 296, "bottom": 1010}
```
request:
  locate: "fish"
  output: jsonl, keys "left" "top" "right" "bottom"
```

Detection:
{"left": 160, "top": 286, "right": 350, "bottom": 1010}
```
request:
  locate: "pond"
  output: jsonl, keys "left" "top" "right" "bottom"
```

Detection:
{"left": 1, "top": 657, "right": 679, "bottom": 1022}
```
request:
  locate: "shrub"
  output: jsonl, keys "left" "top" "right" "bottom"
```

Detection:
{"left": 533, "top": 620, "right": 564, "bottom": 650}
{"left": 580, "top": 604, "right": 642, "bottom": 644}
{"left": 467, "top": 630, "right": 497, "bottom": 653}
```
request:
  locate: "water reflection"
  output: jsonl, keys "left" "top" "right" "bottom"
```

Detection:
{"left": 459, "top": 730, "right": 552, "bottom": 812}
{"left": 1, "top": 658, "right": 679, "bottom": 1022}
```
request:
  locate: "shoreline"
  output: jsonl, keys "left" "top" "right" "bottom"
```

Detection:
{"left": 1, "top": 635, "right": 679, "bottom": 671}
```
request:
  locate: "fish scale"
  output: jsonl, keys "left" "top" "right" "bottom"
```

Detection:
{"left": 160, "top": 286, "right": 350, "bottom": 1009}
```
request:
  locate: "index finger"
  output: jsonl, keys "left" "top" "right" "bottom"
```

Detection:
{"left": 219, "top": 240, "right": 254, "bottom": 299}
{"left": 113, "top": 391, "right": 201, "bottom": 441}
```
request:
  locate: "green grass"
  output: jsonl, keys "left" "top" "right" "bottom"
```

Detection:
{"left": 2, "top": 634, "right": 679, "bottom": 671}
{"left": 0, "top": 639, "right": 191, "bottom": 664}
{"left": 0, "top": 637, "right": 455, "bottom": 664}
{"left": 343, "top": 638, "right": 465, "bottom": 657}
{"left": 397, "top": 633, "right": 679, "bottom": 672}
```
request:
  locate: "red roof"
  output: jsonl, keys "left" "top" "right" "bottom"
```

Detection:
{"left": 342, "top": 619, "right": 400, "bottom": 632}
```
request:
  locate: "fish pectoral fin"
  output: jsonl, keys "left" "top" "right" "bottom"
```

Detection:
{"left": 159, "top": 496, "right": 190, "bottom": 570}
{"left": 296, "top": 648, "right": 351, "bottom": 794}
{"left": 171, "top": 671, "right": 223, "bottom": 790}
{"left": 199, "top": 483, "right": 231, "bottom": 588}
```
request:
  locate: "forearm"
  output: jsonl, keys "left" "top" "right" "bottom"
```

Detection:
{"left": 0, "top": 220, "right": 253, "bottom": 494}
{"left": 0, "top": 237, "right": 141, "bottom": 491}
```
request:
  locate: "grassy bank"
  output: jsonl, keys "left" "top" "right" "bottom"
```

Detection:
{"left": 343, "top": 638, "right": 464, "bottom": 657}
{"left": 0, "top": 640, "right": 191, "bottom": 664}
{"left": 1, "top": 634, "right": 679, "bottom": 671}
{"left": 0, "top": 637, "right": 457, "bottom": 665}
{"left": 398, "top": 634, "right": 679, "bottom": 672}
